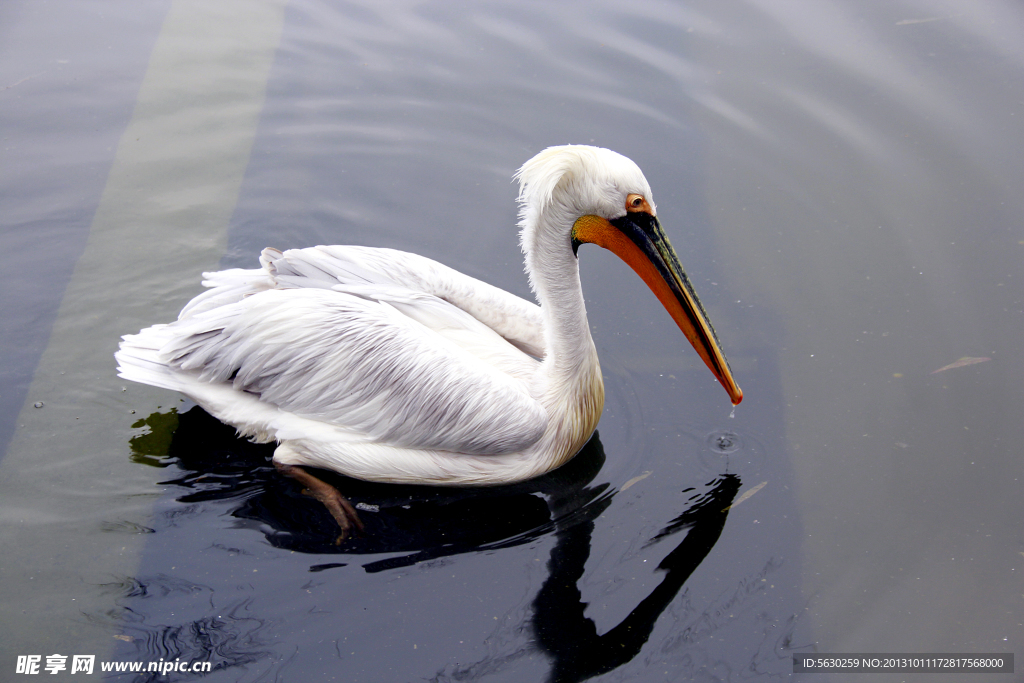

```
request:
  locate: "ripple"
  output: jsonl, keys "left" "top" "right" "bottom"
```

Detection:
{"left": 706, "top": 430, "right": 742, "bottom": 454}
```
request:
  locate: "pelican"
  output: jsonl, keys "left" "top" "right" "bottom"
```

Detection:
{"left": 117, "top": 145, "right": 741, "bottom": 535}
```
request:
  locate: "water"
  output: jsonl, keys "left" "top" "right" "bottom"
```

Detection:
{"left": 1, "top": 0, "right": 1022, "bottom": 681}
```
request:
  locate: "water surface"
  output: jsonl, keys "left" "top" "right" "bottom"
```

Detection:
{"left": 1, "top": 0, "right": 1021, "bottom": 681}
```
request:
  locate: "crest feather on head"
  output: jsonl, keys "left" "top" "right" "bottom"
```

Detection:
{"left": 514, "top": 146, "right": 584, "bottom": 216}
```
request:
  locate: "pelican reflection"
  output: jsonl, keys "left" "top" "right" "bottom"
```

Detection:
{"left": 534, "top": 474, "right": 740, "bottom": 682}
{"left": 128, "top": 405, "right": 741, "bottom": 681}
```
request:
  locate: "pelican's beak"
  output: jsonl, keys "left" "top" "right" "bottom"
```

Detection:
{"left": 572, "top": 212, "right": 743, "bottom": 405}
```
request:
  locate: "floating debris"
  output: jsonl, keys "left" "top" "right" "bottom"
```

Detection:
{"left": 355, "top": 502, "right": 379, "bottom": 512}
{"left": 930, "top": 357, "right": 990, "bottom": 374}
{"left": 112, "top": 635, "right": 134, "bottom": 642}
{"left": 621, "top": 471, "right": 652, "bottom": 492}
{"left": 722, "top": 481, "right": 767, "bottom": 511}
{"left": 895, "top": 16, "right": 944, "bottom": 26}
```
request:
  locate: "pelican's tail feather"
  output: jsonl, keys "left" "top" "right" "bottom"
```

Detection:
{"left": 115, "top": 325, "right": 184, "bottom": 393}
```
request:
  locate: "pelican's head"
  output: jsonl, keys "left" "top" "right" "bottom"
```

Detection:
{"left": 516, "top": 145, "right": 743, "bottom": 406}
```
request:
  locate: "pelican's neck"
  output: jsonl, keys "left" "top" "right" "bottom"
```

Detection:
{"left": 521, "top": 204, "right": 605, "bottom": 471}
{"left": 524, "top": 207, "right": 600, "bottom": 385}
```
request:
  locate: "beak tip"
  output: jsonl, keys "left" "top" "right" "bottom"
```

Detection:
{"left": 729, "top": 386, "right": 743, "bottom": 406}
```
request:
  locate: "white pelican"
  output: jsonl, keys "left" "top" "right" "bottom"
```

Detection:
{"left": 117, "top": 145, "right": 741, "bottom": 535}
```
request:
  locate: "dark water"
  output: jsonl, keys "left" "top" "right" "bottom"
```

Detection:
{"left": 1, "top": 0, "right": 1022, "bottom": 681}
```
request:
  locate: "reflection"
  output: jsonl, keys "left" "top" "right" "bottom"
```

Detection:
{"left": 130, "top": 406, "right": 741, "bottom": 681}
{"left": 133, "top": 406, "right": 611, "bottom": 571}
{"left": 128, "top": 407, "right": 179, "bottom": 468}
{"left": 534, "top": 475, "right": 740, "bottom": 683}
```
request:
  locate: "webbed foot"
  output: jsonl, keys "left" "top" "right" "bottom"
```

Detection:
{"left": 274, "top": 461, "right": 365, "bottom": 544}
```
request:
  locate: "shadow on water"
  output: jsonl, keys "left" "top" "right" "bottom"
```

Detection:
{"left": 125, "top": 406, "right": 743, "bottom": 681}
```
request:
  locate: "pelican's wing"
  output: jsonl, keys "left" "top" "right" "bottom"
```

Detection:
{"left": 262, "top": 245, "right": 547, "bottom": 357}
{"left": 154, "top": 287, "right": 547, "bottom": 456}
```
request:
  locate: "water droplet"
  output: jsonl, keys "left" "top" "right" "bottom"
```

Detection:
{"left": 33, "top": 402, "right": 44, "bottom": 409}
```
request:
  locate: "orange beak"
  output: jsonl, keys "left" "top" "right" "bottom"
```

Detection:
{"left": 572, "top": 211, "right": 743, "bottom": 406}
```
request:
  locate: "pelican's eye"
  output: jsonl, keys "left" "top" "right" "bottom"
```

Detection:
{"left": 626, "top": 193, "right": 649, "bottom": 213}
